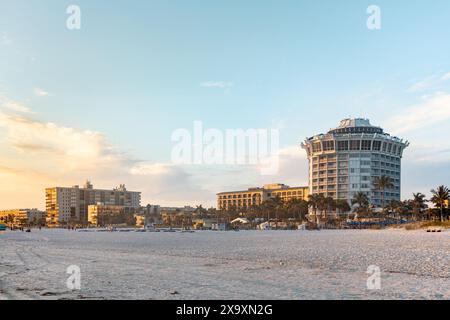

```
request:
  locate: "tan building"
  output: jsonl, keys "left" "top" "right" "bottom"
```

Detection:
{"left": 217, "top": 184, "right": 309, "bottom": 211}
{"left": 134, "top": 214, "right": 146, "bottom": 228}
{"left": 88, "top": 204, "right": 136, "bottom": 227}
{"left": 46, "top": 180, "right": 141, "bottom": 227}
{"left": 0, "top": 209, "right": 45, "bottom": 228}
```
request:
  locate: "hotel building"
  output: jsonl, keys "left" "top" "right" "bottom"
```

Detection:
{"left": 301, "top": 118, "right": 409, "bottom": 207}
{"left": 217, "top": 184, "right": 309, "bottom": 211}
{"left": 46, "top": 181, "right": 141, "bottom": 226}
{"left": 0, "top": 209, "right": 45, "bottom": 227}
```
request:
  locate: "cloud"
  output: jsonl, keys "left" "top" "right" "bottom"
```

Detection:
{"left": 405, "top": 144, "right": 450, "bottom": 164}
{"left": 0, "top": 108, "right": 214, "bottom": 208}
{"left": 200, "top": 81, "right": 233, "bottom": 89}
{"left": 408, "top": 75, "right": 440, "bottom": 92}
{"left": 130, "top": 163, "right": 176, "bottom": 176}
{"left": 385, "top": 93, "right": 450, "bottom": 135}
{"left": 33, "top": 87, "right": 49, "bottom": 97}
{"left": 408, "top": 72, "right": 450, "bottom": 92}
{"left": 0, "top": 99, "right": 33, "bottom": 113}
{"left": 0, "top": 32, "right": 11, "bottom": 46}
{"left": 0, "top": 111, "right": 121, "bottom": 173}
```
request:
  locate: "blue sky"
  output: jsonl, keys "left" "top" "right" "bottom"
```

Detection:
{"left": 1, "top": 0, "right": 450, "bottom": 209}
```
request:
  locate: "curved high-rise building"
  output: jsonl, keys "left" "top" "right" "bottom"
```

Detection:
{"left": 301, "top": 119, "right": 409, "bottom": 207}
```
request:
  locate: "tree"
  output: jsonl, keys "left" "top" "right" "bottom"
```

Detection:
{"left": 308, "top": 194, "right": 325, "bottom": 223}
{"left": 430, "top": 186, "right": 449, "bottom": 222}
{"left": 410, "top": 193, "right": 427, "bottom": 221}
{"left": 195, "top": 205, "right": 208, "bottom": 218}
{"left": 387, "top": 200, "right": 402, "bottom": 219}
{"left": 285, "top": 198, "right": 309, "bottom": 221}
{"left": 373, "top": 176, "right": 394, "bottom": 212}
{"left": 396, "top": 200, "right": 412, "bottom": 220}
{"left": 262, "top": 196, "right": 284, "bottom": 228}
{"left": 323, "top": 197, "right": 335, "bottom": 218}
{"left": 352, "top": 192, "right": 369, "bottom": 217}
{"left": 335, "top": 199, "right": 351, "bottom": 217}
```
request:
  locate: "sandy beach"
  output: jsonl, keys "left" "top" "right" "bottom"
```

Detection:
{"left": 0, "top": 229, "right": 448, "bottom": 300}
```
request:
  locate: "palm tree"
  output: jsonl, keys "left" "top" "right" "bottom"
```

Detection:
{"left": 352, "top": 192, "right": 369, "bottom": 217}
{"left": 410, "top": 193, "right": 427, "bottom": 221}
{"left": 430, "top": 186, "right": 449, "bottom": 222}
{"left": 335, "top": 199, "right": 351, "bottom": 218}
{"left": 373, "top": 176, "right": 394, "bottom": 212}
{"left": 259, "top": 196, "right": 283, "bottom": 229}
{"left": 397, "top": 200, "right": 412, "bottom": 220}
{"left": 195, "top": 205, "right": 207, "bottom": 218}
{"left": 272, "top": 196, "right": 284, "bottom": 227}
{"left": 308, "top": 194, "right": 325, "bottom": 223}
{"left": 286, "top": 198, "right": 309, "bottom": 221}
{"left": 323, "top": 197, "right": 335, "bottom": 218}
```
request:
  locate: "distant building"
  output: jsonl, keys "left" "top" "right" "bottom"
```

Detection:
{"left": 88, "top": 204, "right": 137, "bottom": 227}
{"left": 193, "top": 218, "right": 215, "bottom": 230}
{"left": 143, "top": 204, "right": 161, "bottom": 216}
{"left": 302, "top": 118, "right": 409, "bottom": 206}
{"left": 211, "top": 222, "right": 228, "bottom": 231}
{"left": 217, "top": 184, "right": 309, "bottom": 211}
{"left": 0, "top": 209, "right": 45, "bottom": 227}
{"left": 46, "top": 180, "right": 141, "bottom": 227}
{"left": 134, "top": 214, "right": 146, "bottom": 228}
{"left": 160, "top": 206, "right": 196, "bottom": 213}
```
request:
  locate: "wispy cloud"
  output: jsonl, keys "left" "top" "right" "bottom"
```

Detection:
{"left": 442, "top": 73, "right": 450, "bottom": 81}
{"left": 130, "top": 163, "right": 175, "bottom": 176}
{"left": 200, "top": 81, "right": 233, "bottom": 89}
{"left": 408, "top": 75, "right": 440, "bottom": 92}
{"left": 0, "top": 32, "right": 11, "bottom": 46}
{"left": 386, "top": 93, "right": 450, "bottom": 135}
{"left": 405, "top": 144, "right": 450, "bottom": 164}
{"left": 408, "top": 72, "right": 450, "bottom": 92}
{"left": 0, "top": 99, "right": 33, "bottom": 113}
{"left": 33, "top": 87, "right": 50, "bottom": 97}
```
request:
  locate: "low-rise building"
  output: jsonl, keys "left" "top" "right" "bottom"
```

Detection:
{"left": 211, "top": 222, "right": 228, "bottom": 231}
{"left": 0, "top": 209, "right": 45, "bottom": 228}
{"left": 134, "top": 214, "right": 146, "bottom": 228}
{"left": 193, "top": 218, "right": 215, "bottom": 230}
{"left": 217, "top": 184, "right": 309, "bottom": 211}
{"left": 88, "top": 204, "right": 136, "bottom": 227}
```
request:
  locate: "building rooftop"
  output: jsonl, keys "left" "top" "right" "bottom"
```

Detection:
{"left": 217, "top": 185, "right": 308, "bottom": 195}
{"left": 328, "top": 118, "right": 383, "bottom": 134}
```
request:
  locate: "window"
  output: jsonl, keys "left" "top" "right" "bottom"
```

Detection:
{"left": 322, "top": 140, "right": 335, "bottom": 151}
{"left": 361, "top": 140, "right": 372, "bottom": 151}
{"left": 372, "top": 141, "right": 381, "bottom": 151}
{"left": 312, "top": 142, "right": 322, "bottom": 152}
{"left": 337, "top": 141, "right": 349, "bottom": 151}
{"left": 350, "top": 140, "right": 361, "bottom": 150}
{"left": 382, "top": 142, "right": 387, "bottom": 152}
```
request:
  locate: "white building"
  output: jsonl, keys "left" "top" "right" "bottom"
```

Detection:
{"left": 46, "top": 180, "right": 141, "bottom": 226}
{"left": 302, "top": 118, "right": 409, "bottom": 207}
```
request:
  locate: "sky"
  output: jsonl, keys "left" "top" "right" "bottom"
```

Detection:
{"left": 1, "top": 0, "right": 450, "bottom": 209}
